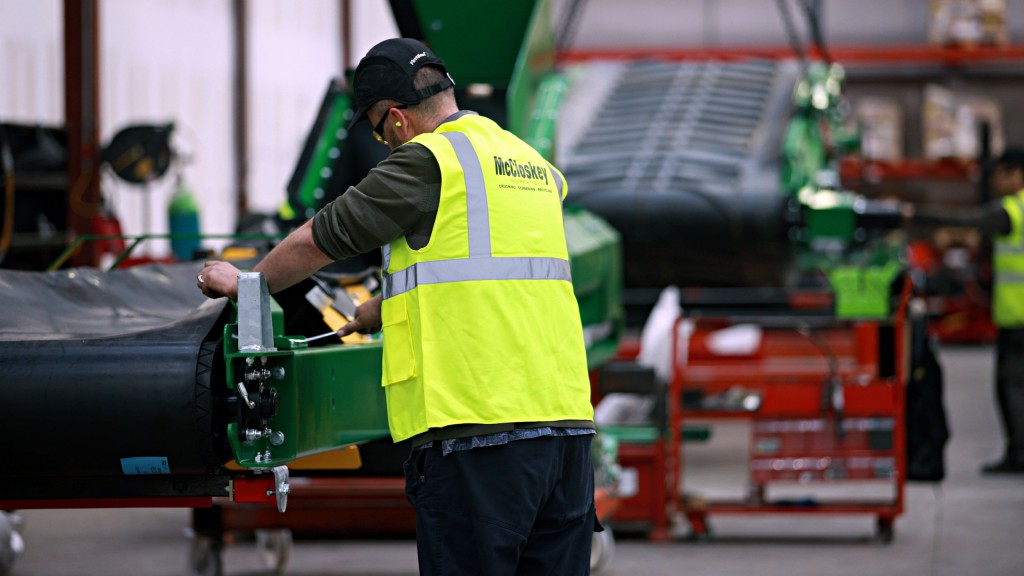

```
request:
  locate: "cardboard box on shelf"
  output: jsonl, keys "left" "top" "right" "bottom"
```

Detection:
{"left": 854, "top": 97, "right": 904, "bottom": 161}
{"left": 923, "top": 84, "right": 1004, "bottom": 161}
{"left": 929, "top": 0, "right": 1009, "bottom": 47}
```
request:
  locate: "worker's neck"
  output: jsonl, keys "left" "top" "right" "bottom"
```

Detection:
{"left": 422, "top": 106, "right": 462, "bottom": 133}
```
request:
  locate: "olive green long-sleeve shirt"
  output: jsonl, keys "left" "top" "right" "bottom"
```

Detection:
{"left": 311, "top": 111, "right": 486, "bottom": 259}
{"left": 311, "top": 142, "right": 441, "bottom": 259}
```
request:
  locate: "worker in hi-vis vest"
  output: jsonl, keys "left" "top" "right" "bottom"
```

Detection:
{"left": 909, "top": 147, "right": 1024, "bottom": 474}
{"left": 198, "top": 38, "right": 601, "bottom": 574}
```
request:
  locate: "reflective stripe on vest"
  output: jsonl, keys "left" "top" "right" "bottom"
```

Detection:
{"left": 549, "top": 166, "right": 564, "bottom": 200}
{"left": 447, "top": 132, "right": 491, "bottom": 257}
{"left": 996, "top": 194, "right": 1024, "bottom": 265}
{"left": 383, "top": 256, "right": 571, "bottom": 299}
{"left": 382, "top": 132, "right": 571, "bottom": 300}
{"left": 994, "top": 191, "right": 1024, "bottom": 327}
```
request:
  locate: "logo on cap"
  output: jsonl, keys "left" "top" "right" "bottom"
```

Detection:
{"left": 410, "top": 52, "right": 428, "bottom": 66}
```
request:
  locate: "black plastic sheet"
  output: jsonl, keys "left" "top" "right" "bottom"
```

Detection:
{"left": 0, "top": 262, "right": 231, "bottom": 480}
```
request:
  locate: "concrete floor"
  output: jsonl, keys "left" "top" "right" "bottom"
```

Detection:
{"left": 8, "top": 344, "right": 1024, "bottom": 576}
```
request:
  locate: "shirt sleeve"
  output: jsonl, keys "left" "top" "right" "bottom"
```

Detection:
{"left": 311, "top": 143, "right": 441, "bottom": 260}
{"left": 913, "top": 199, "right": 1012, "bottom": 237}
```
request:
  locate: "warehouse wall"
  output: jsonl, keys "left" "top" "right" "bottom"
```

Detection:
{"left": 99, "top": 0, "right": 233, "bottom": 254}
{"left": 0, "top": 0, "right": 347, "bottom": 255}
{"left": 2, "top": 0, "right": 1023, "bottom": 260}
{"left": 246, "top": 0, "right": 345, "bottom": 217}
{"left": 0, "top": 0, "right": 63, "bottom": 124}
{"left": 102, "top": 0, "right": 345, "bottom": 250}
{"left": 566, "top": 0, "right": 1024, "bottom": 48}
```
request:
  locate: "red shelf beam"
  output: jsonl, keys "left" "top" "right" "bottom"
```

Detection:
{"left": 559, "top": 43, "right": 1024, "bottom": 67}
{"left": 839, "top": 157, "right": 980, "bottom": 183}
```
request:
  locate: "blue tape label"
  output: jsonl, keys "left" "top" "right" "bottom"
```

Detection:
{"left": 120, "top": 457, "right": 171, "bottom": 475}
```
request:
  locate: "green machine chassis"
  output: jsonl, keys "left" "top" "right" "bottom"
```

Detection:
{"left": 222, "top": 273, "right": 389, "bottom": 469}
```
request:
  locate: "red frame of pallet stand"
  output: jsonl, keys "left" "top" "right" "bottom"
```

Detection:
{"left": 661, "top": 283, "right": 910, "bottom": 540}
{"left": 606, "top": 436, "right": 671, "bottom": 539}
{"left": 195, "top": 478, "right": 624, "bottom": 542}
{"left": 197, "top": 477, "right": 417, "bottom": 539}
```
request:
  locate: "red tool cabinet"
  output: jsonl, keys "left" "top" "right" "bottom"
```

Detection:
{"left": 672, "top": 288, "right": 909, "bottom": 542}
{"left": 607, "top": 284, "right": 910, "bottom": 542}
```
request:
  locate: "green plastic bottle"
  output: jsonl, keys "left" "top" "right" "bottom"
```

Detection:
{"left": 168, "top": 174, "right": 201, "bottom": 261}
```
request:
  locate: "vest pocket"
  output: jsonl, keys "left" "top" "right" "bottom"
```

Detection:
{"left": 381, "top": 294, "right": 417, "bottom": 385}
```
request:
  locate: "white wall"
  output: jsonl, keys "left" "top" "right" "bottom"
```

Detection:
{"left": 567, "top": 0, "right": 930, "bottom": 48}
{"left": 566, "top": 0, "right": 1024, "bottom": 49}
{"left": 349, "top": 0, "right": 399, "bottom": 68}
{"left": 0, "top": 0, "right": 63, "bottom": 123}
{"left": 247, "top": 0, "right": 345, "bottom": 217}
{"left": 100, "top": 0, "right": 233, "bottom": 256}
{"left": 0, "top": 0, "right": 367, "bottom": 258}
{"left": 100, "top": 0, "right": 351, "bottom": 254}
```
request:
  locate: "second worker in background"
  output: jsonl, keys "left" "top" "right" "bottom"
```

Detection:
{"left": 909, "top": 147, "right": 1024, "bottom": 474}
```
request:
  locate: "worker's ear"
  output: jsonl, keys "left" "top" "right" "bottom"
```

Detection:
{"left": 389, "top": 108, "right": 412, "bottom": 144}
{"left": 1012, "top": 167, "right": 1024, "bottom": 189}
{"left": 391, "top": 107, "right": 407, "bottom": 126}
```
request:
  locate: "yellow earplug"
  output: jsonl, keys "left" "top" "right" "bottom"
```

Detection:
{"left": 395, "top": 121, "right": 402, "bottom": 127}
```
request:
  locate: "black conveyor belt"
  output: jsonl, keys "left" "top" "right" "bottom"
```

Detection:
{"left": 562, "top": 60, "right": 800, "bottom": 291}
{"left": 0, "top": 263, "right": 231, "bottom": 480}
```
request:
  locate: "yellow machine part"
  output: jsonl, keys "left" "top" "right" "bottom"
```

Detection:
{"left": 226, "top": 444, "right": 363, "bottom": 471}
{"left": 319, "top": 283, "right": 376, "bottom": 345}
{"left": 221, "top": 246, "right": 261, "bottom": 261}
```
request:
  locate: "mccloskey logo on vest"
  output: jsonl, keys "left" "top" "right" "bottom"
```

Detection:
{"left": 493, "top": 156, "right": 550, "bottom": 192}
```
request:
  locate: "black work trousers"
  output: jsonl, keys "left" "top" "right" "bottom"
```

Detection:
{"left": 995, "top": 328, "right": 1024, "bottom": 462}
{"left": 403, "top": 434, "right": 596, "bottom": 576}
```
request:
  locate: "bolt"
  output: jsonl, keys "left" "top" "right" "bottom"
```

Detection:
{"left": 269, "top": 431, "right": 285, "bottom": 446}
{"left": 245, "top": 368, "right": 271, "bottom": 382}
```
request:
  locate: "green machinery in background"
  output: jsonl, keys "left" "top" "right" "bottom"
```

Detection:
{"left": 782, "top": 61, "right": 905, "bottom": 319}
{"left": 558, "top": 52, "right": 907, "bottom": 324}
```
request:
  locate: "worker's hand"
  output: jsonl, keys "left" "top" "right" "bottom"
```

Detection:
{"left": 197, "top": 260, "right": 241, "bottom": 300}
{"left": 900, "top": 202, "right": 915, "bottom": 224}
{"left": 337, "top": 294, "right": 383, "bottom": 336}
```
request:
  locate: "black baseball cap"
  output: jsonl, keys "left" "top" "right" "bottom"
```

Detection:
{"left": 348, "top": 38, "right": 454, "bottom": 129}
{"left": 993, "top": 147, "right": 1024, "bottom": 171}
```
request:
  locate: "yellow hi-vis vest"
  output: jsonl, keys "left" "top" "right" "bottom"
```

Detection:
{"left": 378, "top": 114, "right": 594, "bottom": 442}
{"left": 994, "top": 189, "right": 1024, "bottom": 328}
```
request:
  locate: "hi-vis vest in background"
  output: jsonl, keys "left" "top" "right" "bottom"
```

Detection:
{"left": 378, "top": 114, "right": 593, "bottom": 442}
{"left": 994, "top": 189, "right": 1024, "bottom": 328}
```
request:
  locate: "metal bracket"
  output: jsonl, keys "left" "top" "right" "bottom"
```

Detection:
{"left": 237, "top": 272, "right": 276, "bottom": 352}
{"left": 231, "top": 466, "right": 290, "bottom": 513}
{"left": 271, "top": 465, "right": 289, "bottom": 513}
